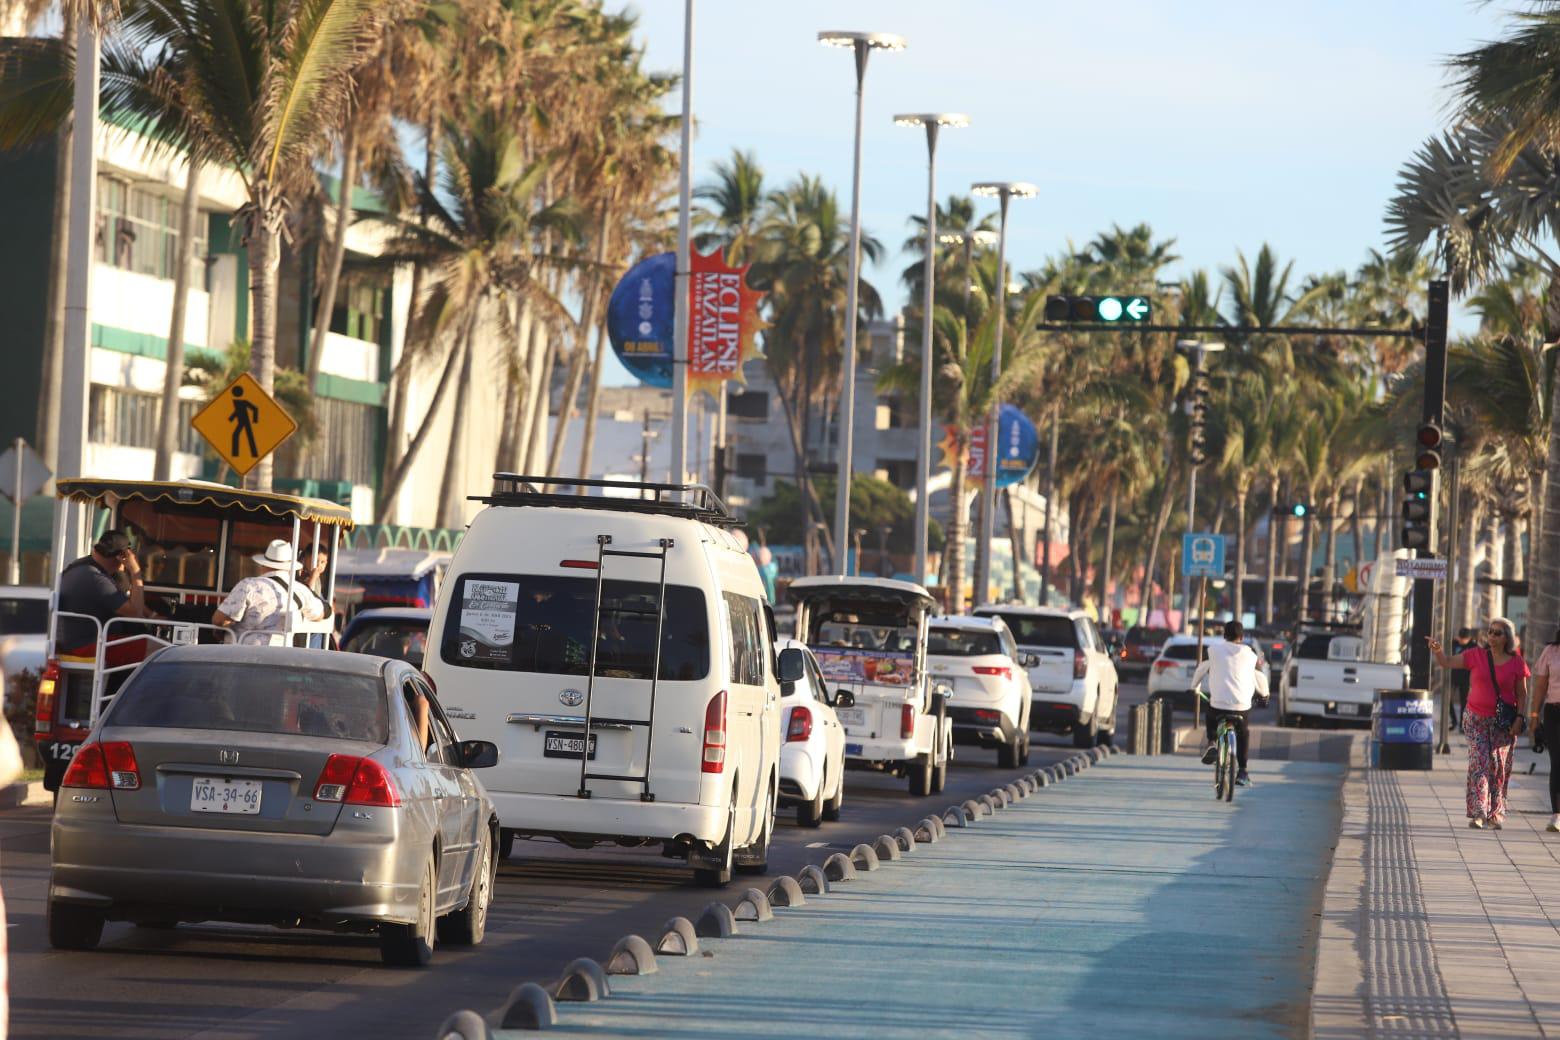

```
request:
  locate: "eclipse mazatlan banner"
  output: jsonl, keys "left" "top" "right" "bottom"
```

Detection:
{"left": 606, "top": 251, "right": 675, "bottom": 388}
{"left": 939, "top": 403, "right": 1040, "bottom": 489}
{"left": 686, "top": 247, "right": 765, "bottom": 400}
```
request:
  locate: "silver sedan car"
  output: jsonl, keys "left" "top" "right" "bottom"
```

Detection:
{"left": 48, "top": 644, "right": 499, "bottom": 966}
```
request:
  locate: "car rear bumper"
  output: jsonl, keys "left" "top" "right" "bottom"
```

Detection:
{"left": 778, "top": 745, "right": 822, "bottom": 803}
{"left": 1029, "top": 699, "right": 1086, "bottom": 732}
{"left": 1286, "top": 697, "right": 1370, "bottom": 723}
{"left": 50, "top": 811, "right": 422, "bottom": 925}
{"left": 843, "top": 735, "right": 918, "bottom": 767}
{"left": 491, "top": 789, "right": 727, "bottom": 845}
{"left": 949, "top": 706, "right": 1018, "bottom": 746}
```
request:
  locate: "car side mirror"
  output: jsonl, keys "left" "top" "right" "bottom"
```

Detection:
{"left": 458, "top": 739, "right": 499, "bottom": 769}
{"left": 1021, "top": 653, "right": 1040, "bottom": 669}
{"left": 834, "top": 690, "right": 855, "bottom": 708}
{"left": 778, "top": 646, "right": 806, "bottom": 683}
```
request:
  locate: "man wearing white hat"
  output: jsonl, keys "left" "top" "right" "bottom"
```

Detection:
{"left": 212, "top": 540, "right": 329, "bottom": 646}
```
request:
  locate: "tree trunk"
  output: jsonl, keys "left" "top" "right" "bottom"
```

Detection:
{"left": 373, "top": 336, "right": 463, "bottom": 524}
{"left": 37, "top": 77, "right": 72, "bottom": 478}
{"left": 1299, "top": 499, "right": 1317, "bottom": 620}
{"left": 776, "top": 383, "right": 819, "bottom": 574}
{"left": 154, "top": 160, "right": 200, "bottom": 481}
{"left": 436, "top": 318, "right": 477, "bottom": 529}
{"left": 1232, "top": 481, "right": 1248, "bottom": 624}
{"left": 494, "top": 346, "right": 524, "bottom": 477}
{"left": 576, "top": 310, "right": 610, "bottom": 479}
{"left": 1484, "top": 510, "right": 1503, "bottom": 621}
{"left": 524, "top": 327, "right": 557, "bottom": 475}
{"left": 1098, "top": 483, "right": 1118, "bottom": 616}
{"left": 1263, "top": 479, "right": 1280, "bottom": 627}
{"left": 1508, "top": 510, "right": 1525, "bottom": 584}
{"left": 307, "top": 119, "right": 359, "bottom": 391}
{"left": 945, "top": 448, "right": 969, "bottom": 613}
{"left": 1348, "top": 476, "right": 1366, "bottom": 581}
{"left": 1007, "top": 487, "right": 1024, "bottom": 603}
{"left": 1321, "top": 489, "right": 1340, "bottom": 622}
{"left": 548, "top": 203, "right": 613, "bottom": 478}
{"left": 1458, "top": 494, "right": 1481, "bottom": 633}
{"left": 247, "top": 212, "right": 282, "bottom": 492}
{"left": 1138, "top": 467, "right": 1177, "bottom": 625}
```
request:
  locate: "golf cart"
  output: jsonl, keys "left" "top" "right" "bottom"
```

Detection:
{"left": 787, "top": 576, "right": 952, "bottom": 796}
{"left": 35, "top": 478, "right": 353, "bottom": 790}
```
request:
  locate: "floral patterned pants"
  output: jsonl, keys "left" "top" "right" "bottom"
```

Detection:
{"left": 1465, "top": 710, "right": 1515, "bottom": 821}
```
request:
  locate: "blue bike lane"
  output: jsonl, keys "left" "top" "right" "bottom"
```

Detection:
{"left": 516, "top": 753, "right": 1346, "bottom": 1039}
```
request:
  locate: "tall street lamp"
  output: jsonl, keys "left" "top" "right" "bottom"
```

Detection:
{"left": 938, "top": 230, "right": 998, "bottom": 309}
{"left": 969, "top": 181, "right": 1035, "bottom": 607}
{"left": 669, "top": 0, "right": 697, "bottom": 487}
{"left": 820, "top": 30, "right": 905, "bottom": 574}
{"left": 896, "top": 112, "right": 968, "bottom": 587}
{"left": 1177, "top": 338, "right": 1225, "bottom": 629}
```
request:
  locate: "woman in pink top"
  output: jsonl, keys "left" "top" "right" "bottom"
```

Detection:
{"left": 1529, "top": 627, "right": 1560, "bottom": 831}
{"left": 1429, "top": 617, "right": 1531, "bottom": 829}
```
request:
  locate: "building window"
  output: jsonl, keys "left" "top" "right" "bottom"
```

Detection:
{"left": 877, "top": 459, "right": 916, "bottom": 490}
{"left": 327, "top": 269, "right": 389, "bottom": 345}
{"left": 95, "top": 175, "right": 208, "bottom": 283}
{"left": 728, "top": 390, "right": 768, "bottom": 421}
{"left": 736, "top": 453, "right": 768, "bottom": 486}
{"left": 88, "top": 385, "right": 204, "bottom": 453}
{"left": 294, "top": 397, "right": 378, "bottom": 487}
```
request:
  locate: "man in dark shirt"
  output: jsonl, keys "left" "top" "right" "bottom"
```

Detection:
{"left": 56, "top": 530, "right": 156, "bottom": 653}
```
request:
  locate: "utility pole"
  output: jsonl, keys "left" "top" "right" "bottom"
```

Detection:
{"left": 669, "top": 0, "right": 695, "bottom": 488}
{"left": 1039, "top": 406, "right": 1058, "bottom": 604}
{"left": 1408, "top": 280, "right": 1449, "bottom": 692}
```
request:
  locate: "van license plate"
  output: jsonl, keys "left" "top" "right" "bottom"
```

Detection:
{"left": 1336, "top": 703, "right": 1361, "bottom": 717}
{"left": 190, "top": 778, "right": 262, "bottom": 815}
{"left": 836, "top": 708, "right": 866, "bottom": 727}
{"left": 845, "top": 743, "right": 863, "bottom": 756}
{"left": 544, "top": 732, "right": 597, "bottom": 760}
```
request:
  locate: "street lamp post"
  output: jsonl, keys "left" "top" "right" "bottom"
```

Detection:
{"left": 969, "top": 182, "right": 1036, "bottom": 608}
{"left": 1177, "top": 338, "right": 1224, "bottom": 631}
{"left": 895, "top": 112, "right": 968, "bottom": 587}
{"left": 669, "top": 0, "right": 696, "bottom": 488}
{"left": 820, "top": 30, "right": 905, "bottom": 575}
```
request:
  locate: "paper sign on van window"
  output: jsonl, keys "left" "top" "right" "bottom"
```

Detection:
{"left": 813, "top": 648, "right": 914, "bottom": 686}
{"left": 458, "top": 580, "right": 519, "bottom": 663}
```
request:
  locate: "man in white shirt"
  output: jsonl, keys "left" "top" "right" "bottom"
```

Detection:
{"left": 212, "top": 540, "right": 329, "bottom": 646}
{"left": 1191, "top": 620, "right": 1269, "bottom": 787}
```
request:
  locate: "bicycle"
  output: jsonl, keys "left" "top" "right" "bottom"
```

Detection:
{"left": 1195, "top": 688, "right": 1239, "bottom": 803}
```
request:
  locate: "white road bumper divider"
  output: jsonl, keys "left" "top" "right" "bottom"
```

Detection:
{"left": 823, "top": 851, "right": 857, "bottom": 881}
{"left": 656, "top": 917, "right": 699, "bottom": 956}
{"left": 734, "top": 888, "right": 774, "bottom": 922}
{"left": 498, "top": 982, "right": 557, "bottom": 1031}
{"left": 768, "top": 875, "right": 806, "bottom": 907}
{"left": 606, "top": 934, "right": 657, "bottom": 975}
{"left": 553, "top": 958, "right": 609, "bottom": 1003}
{"left": 872, "top": 834, "right": 902, "bottom": 862}
{"left": 695, "top": 902, "right": 738, "bottom": 938}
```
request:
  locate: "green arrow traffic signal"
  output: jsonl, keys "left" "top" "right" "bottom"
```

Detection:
{"left": 1043, "top": 295, "right": 1152, "bottom": 324}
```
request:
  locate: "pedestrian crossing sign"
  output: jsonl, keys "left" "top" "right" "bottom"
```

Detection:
{"left": 189, "top": 372, "right": 298, "bottom": 477}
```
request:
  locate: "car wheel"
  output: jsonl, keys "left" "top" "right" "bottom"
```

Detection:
{"left": 1018, "top": 727, "right": 1031, "bottom": 766}
{"left": 380, "top": 856, "right": 437, "bottom": 967}
{"left": 693, "top": 803, "right": 735, "bottom": 888}
{"left": 439, "top": 830, "right": 493, "bottom": 946}
{"left": 931, "top": 741, "right": 948, "bottom": 793}
{"left": 736, "top": 781, "right": 775, "bottom": 875}
{"left": 797, "top": 771, "right": 825, "bottom": 828}
{"left": 909, "top": 750, "right": 934, "bottom": 796}
{"left": 498, "top": 828, "right": 515, "bottom": 862}
{"left": 48, "top": 899, "right": 104, "bottom": 951}
{"left": 822, "top": 768, "right": 844, "bottom": 821}
{"left": 1071, "top": 711, "right": 1098, "bottom": 749}
{"left": 997, "top": 729, "right": 1019, "bottom": 769}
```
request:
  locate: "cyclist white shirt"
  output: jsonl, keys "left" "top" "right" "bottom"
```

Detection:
{"left": 1191, "top": 639, "right": 1269, "bottom": 711}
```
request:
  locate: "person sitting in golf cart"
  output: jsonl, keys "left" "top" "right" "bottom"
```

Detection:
{"left": 212, "top": 539, "right": 330, "bottom": 646}
{"left": 55, "top": 529, "right": 165, "bottom": 663}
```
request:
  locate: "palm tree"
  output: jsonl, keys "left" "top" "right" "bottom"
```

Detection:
{"left": 695, "top": 148, "right": 766, "bottom": 263}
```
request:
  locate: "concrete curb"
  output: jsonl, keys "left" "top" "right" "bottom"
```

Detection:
{"left": 797, "top": 864, "right": 829, "bottom": 894}
{"left": 695, "top": 902, "right": 737, "bottom": 938}
{"left": 848, "top": 843, "right": 880, "bottom": 872}
{"left": 655, "top": 917, "right": 699, "bottom": 956}
{"left": 767, "top": 876, "right": 805, "bottom": 908}
{"left": 822, "top": 852, "right": 856, "bottom": 881}
{"left": 605, "top": 934, "right": 657, "bottom": 975}
{"left": 497, "top": 983, "right": 556, "bottom": 1031}
{"left": 733, "top": 888, "right": 773, "bottom": 923}
{"left": 553, "top": 958, "right": 609, "bottom": 1003}
{"left": 872, "top": 834, "right": 902, "bottom": 862}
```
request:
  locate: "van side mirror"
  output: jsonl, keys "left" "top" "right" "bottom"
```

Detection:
{"left": 457, "top": 740, "right": 499, "bottom": 769}
{"left": 778, "top": 646, "right": 806, "bottom": 683}
{"left": 833, "top": 690, "right": 855, "bottom": 708}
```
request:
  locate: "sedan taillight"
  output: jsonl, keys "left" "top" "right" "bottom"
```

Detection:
{"left": 314, "top": 754, "right": 401, "bottom": 806}
{"left": 1153, "top": 659, "right": 1178, "bottom": 672}
{"left": 61, "top": 740, "right": 139, "bottom": 790}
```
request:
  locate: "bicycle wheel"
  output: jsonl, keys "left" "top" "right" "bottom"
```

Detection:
{"left": 1222, "top": 730, "right": 1237, "bottom": 802}
{"left": 1213, "top": 727, "right": 1229, "bottom": 800}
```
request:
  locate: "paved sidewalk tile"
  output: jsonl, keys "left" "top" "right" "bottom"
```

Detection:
{"left": 538, "top": 756, "right": 1343, "bottom": 1040}
{"left": 1313, "top": 734, "right": 1560, "bottom": 1039}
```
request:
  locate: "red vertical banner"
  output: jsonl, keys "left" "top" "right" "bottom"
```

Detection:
{"left": 687, "top": 248, "right": 765, "bottom": 400}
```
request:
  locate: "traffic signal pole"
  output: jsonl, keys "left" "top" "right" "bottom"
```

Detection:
{"left": 1409, "top": 280, "right": 1449, "bottom": 692}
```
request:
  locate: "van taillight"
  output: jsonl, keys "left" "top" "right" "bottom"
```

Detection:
{"left": 314, "top": 754, "right": 401, "bottom": 806}
{"left": 34, "top": 659, "right": 58, "bottom": 734}
{"left": 1073, "top": 652, "right": 1087, "bottom": 679}
{"left": 901, "top": 704, "right": 915, "bottom": 740}
{"left": 787, "top": 706, "right": 812, "bottom": 742}
{"left": 702, "top": 691, "right": 727, "bottom": 773}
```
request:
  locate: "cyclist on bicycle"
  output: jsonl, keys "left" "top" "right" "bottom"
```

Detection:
{"left": 1193, "top": 620, "right": 1268, "bottom": 787}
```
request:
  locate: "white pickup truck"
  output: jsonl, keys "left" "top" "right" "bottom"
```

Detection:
{"left": 1275, "top": 629, "right": 1407, "bottom": 727}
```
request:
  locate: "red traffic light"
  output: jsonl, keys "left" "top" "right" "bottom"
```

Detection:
{"left": 1416, "top": 422, "right": 1442, "bottom": 449}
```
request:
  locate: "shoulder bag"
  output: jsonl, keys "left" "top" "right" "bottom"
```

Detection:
{"left": 1484, "top": 649, "right": 1522, "bottom": 731}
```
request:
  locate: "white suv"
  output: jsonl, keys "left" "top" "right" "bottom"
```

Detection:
{"left": 926, "top": 615, "right": 1032, "bottom": 767}
{"left": 424, "top": 476, "right": 781, "bottom": 887}
{"left": 973, "top": 605, "right": 1119, "bottom": 748}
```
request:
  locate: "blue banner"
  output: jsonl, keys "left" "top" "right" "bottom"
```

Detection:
{"left": 606, "top": 252, "right": 675, "bottom": 388}
{"left": 994, "top": 404, "right": 1039, "bottom": 489}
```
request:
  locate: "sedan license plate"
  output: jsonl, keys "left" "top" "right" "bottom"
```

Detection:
{"left": 190, "top": 777, "right": 262, "bottom": 815}
{"left": 1336, "top": 703, "right": 1362, "bottom": 717}
{"left": 543, "top": 731, "right": 597, "bottom": 760}
{"left": 836, "top": 707, "right": 866, "bottom": 728}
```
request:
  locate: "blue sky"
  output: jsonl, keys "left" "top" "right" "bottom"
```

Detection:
{"left": 604, "top": 1, "right": 1510, "bottom": 383}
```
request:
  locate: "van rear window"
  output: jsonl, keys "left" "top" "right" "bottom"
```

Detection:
{"left": 440, "top": 574, "right": 709, "bottom": 681}
{"left": 981, "top": 613, "right": 1077, "bottom": 649}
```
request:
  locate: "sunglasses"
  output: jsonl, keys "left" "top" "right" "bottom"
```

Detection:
{"left": 1488, "top": 628, "right": 1510, "bottom": 638}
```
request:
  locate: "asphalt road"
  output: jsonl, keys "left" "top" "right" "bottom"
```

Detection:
{"left": 2, "top": 701, "right": 1117, "bottom": 1040}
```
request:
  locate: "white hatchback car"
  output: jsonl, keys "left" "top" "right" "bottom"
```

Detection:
{"left": 774, "top": 640, "right": 847, "bottom": 826}
{"left": 926, "top": 615, "right": 1033, "bottom": 767}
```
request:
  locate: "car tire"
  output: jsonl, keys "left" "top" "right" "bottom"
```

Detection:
{"left": 1071, "top": 711, "right": 1098, "bottom": 749}
{"left": 997, "top": 729, "right": 1020, "bottom": 769}
{"left": 439, "top": 830, "right": 493, "bottom": 946}
{"left": 380, "top": 856, "right": 437, "bottom": 967}
{"left": 822, "top": 770, "right": 844, "bottom": 821}
{"left": 693, "top": 804, "right": 735, "bottom": 888}
{"left": 797, "top": 773, "right": 825, "bottom": 828}
{"left": 1018, "top": 727, "right": 1031, "bottom": 766}
{"left": 498, "top": 828, "right": 515, "bottom": 862}
{"left": 736, "top": 781, "right": 775, "bottom": 875}
{"left": 47, "top": 900, "right": 104, "bottom": 951}
{"left": 909, "top": 751, "right": 934, "bottom": 796}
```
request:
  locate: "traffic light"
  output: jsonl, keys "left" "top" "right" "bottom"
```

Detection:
{"left": 1402, "top": 469, "right": 1436, "bottom": 550}
{"left": 1043, "top": 295, "right": 1151, "bottom": 324}
{"left": 1415, "top": 421, "right": 1443, "bottom": 471}
{"left": 1272, "top": 503, "right": 1311, "bottom": 518}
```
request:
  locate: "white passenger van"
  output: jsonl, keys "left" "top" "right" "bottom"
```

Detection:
{"left": 424, "top": 476, "right": 781, "bottom": 887}
{"left": 788, "top": 577, "right": 951, "bottom": 796}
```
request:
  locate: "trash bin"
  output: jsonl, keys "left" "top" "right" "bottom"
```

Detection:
{"left": 1371, "top": 688, "right": 1434, "bottom": 770}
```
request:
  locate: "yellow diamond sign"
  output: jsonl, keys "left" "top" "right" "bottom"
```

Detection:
{"left": 190, "top": 373, "right": 298, "bottom": 477}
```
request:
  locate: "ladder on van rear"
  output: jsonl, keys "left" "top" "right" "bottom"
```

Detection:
{"left": 577, "top": 533, "right": 672, "bottom": 802}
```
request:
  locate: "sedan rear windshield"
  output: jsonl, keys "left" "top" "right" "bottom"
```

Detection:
{"left": 1164, "top": 644, "right": 1206, "bottom": 661}
{"left": 108, "top": 661, "right": 389, "bottom": 743}
{"left": 439, "top": 574, "right": 709, "bottom": 681}
{"left": 928, "top": 627, "right": 1002, "bottom": 657}
{"left": 982, "top": 613, "right": 1076, "bottom": 649}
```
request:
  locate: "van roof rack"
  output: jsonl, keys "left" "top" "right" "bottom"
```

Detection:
{"left": 474, "top": 474, "right": 740, "bottom": 526}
